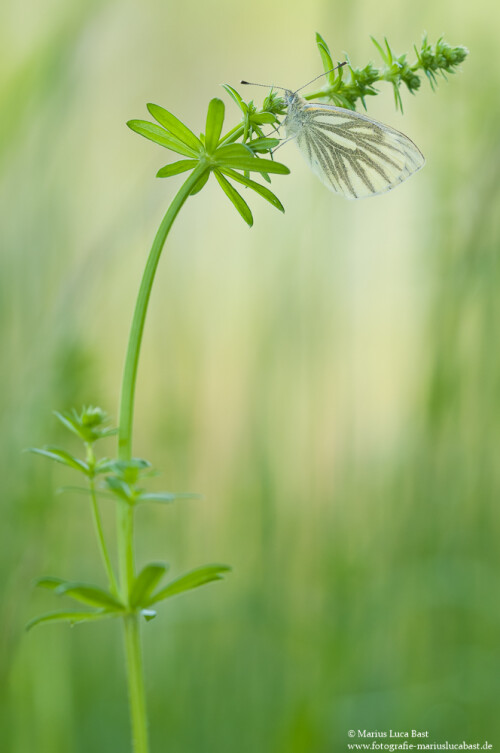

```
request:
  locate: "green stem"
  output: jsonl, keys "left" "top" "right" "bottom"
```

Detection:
{"left": 118, "top": 162, "right": 207, "bottom": 464}
{"left": 116, "top": 162, "right": 208, "bottom": 753}
{"left": 219, "top": 123, "right": 244, "bottom": 146}
{"left": 123, "top": 614, "right": 149, "bottom": 753}
{"left": 89, "top": 477, "right": 119, "bottom": 596}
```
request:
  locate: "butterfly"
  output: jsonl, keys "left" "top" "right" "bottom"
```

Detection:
{"left": 242, "top": 68, "right": 425, "bottom": 200}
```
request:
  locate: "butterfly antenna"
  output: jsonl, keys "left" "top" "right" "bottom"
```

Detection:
{"left": 240, "top": 80, "right": 286, "bottom": 91}
{"left": 294, "top": 61, "right": 347, "bottom": 94}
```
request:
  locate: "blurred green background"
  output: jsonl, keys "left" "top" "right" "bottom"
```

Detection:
{"left": 1, "top": 0, "right": 499, "bottom": 750}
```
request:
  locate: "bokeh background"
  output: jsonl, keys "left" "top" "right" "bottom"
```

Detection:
{"left": 1, "top": 0, "right": 499, "bottom": 750}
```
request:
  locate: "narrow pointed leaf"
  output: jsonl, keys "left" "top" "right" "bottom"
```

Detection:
{"left": 94, "top": 458, "right": 117, "bottom": 475}
{"left": 27, "top": 447, "right": 89, "bottom": 474}
{"left": 215, "top": 143, "right": 253, "bottom": 161}
{"left": 247, "top": 137, "right": 280, "bottom": 153}
{"left": 105, "top": 475, "right": 135, "bottom": 503}
{"left": 53, "top": 411, "right": 81, "bottom": 438}
{"left": 130, "top": 563, "right": 169, "bottom": 607}
{"left": 252, "top": 112, "right": 278, "bottom": 125}
{"left": 56, "top": 485, "right": 115, "bottom": 499}
{"left": 214, "top": 171, "right": 253, "bottom": 227}
{"left": 147, "top": 564, "right": 232, "bottom": 605}
{"left": 127, "top": 120, "right": 197, "bottom": 157}
{"left": 156, "top": 160, "right": 199, "bottom": 178}
{"left": 217, "top": 156, "right": 290, "bottom": 174}
{"left": 222, "top": 84, "right": 247, "bottom": 112}
{"left": 147, "top": 104, "right": 202, "bottom": 152}
{"left": 137, "top": 491, "right": 201, "bottom": 504}
{"left": 371, "top": 36, "right": 388, "bottom": 63}
{"left": 26, "top": 610, "right": 114, "bottom": 632}
{"left": 189, "top": 169, "right": 210, "bottom": 196}
{"left": 35, "top": 576, "right": 66, "bottom": 591}
{"left": 220, "top": 168, "right": 284, "bottom": 212}
{"left": 316, "top": 32, "right": 335, "bottom": 79}
{"left": 205, "top": 98, "right": 225, "bottom": 153}
{"left": 55, "top": 582, "right": 124, "bottom": 610}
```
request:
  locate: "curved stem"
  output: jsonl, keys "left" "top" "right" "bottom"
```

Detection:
{"left": 116, "top": 163, "right": 208, "bottom": 753}
{"left": 118, "top": 163, "right": 207, "bottom": 465}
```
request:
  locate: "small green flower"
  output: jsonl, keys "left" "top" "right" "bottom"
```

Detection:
{"left": 127, "top": 97, "right": 290, "bottom": 227}
{"left": 54, "top": 405, "right": 117, "bottom": 444}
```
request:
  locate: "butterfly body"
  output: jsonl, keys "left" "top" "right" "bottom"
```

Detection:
{"left": 282, "top": 90, "right": 425, "bottom": 199}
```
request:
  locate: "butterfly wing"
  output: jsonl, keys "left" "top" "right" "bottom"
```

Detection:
{"left": 291, "top": 102, "right": 424, "bottom": 199}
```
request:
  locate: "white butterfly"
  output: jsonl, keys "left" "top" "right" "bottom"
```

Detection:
{"left": 242, "top": 72, "right": 425, "bottom": 200}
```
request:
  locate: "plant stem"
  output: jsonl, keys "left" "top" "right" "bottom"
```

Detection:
{"left": 123, "top": 614, "right": 149, "bottom": 753}
{"left": 116, "top": 162, "right": 208, "bottom": 753}
{"left": 89, "top": 477, "right": 119, "bottom": 596}
{"left": 118, "top": 162, "right": 207, "bottom": 463}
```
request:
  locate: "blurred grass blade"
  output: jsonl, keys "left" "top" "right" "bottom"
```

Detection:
{"left": 147, "top": 103, "right": 202, "bottom": 152}
{"left": 147, "top": 564, "right": 232, "bottom": 605}
{"left": 156, "top": 160, "right": 199, "bottom": 178}
{"left": 205, "top": 98, "right": 225, "bottom": 152}
{"left": 214, "top": 171, "right": 253, "bottom": 226}
{"left": 220, "top": 168, "right": 284, "bottom": 212}
{"left": 130, "top": 563, "right": 169, "bottom": 608}
{"left": 127, "top": 120, "right": 198, "bottom": 157}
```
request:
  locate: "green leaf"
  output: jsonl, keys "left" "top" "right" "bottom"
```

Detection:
{"left": 156, "top": 159, "right": 199, "bottom": 178}
{"left": 35, "top": 576, "right": 66, "bottom": 591}
{"left": 215, "top": 143, "right": 253, "bottom": 161}
{"left": 53, "top": 411, "right": 82, "bottom": 438}
{"left": 141, "top": 609, "right": 157, "bottom": 622}
{"left": 221, "top": 84, "right": 247, "bottom": 113}
{"left": 205, "top": 98, "right": 225, "bottom": 153}
{"left": 220, "top": 168, "right": 284, "bottom": 212}
{"left": 247, "top": 137, "right": 280, "bottom": 154}
{"left": 146, "top": 104, "right": 203, "bottom": 153}
{"left": 26, "top": 610, "right": 114, "bottom": 632}
{"left": 371, "top": 36, "right": 389, "bottom": 64}
{"left": 214, "top": 171, "right": 253, "bottom": 227}
{"left": 104, "top": 457, "right": 153, "bottom": 483}
{"left": 189, "top": 169, "right": 210, "bottom": 196}
{"left": 316, "top": 32, "right": 335, "bottom": 79}
{"left": 252, "top": 112, "right": 278, "bottom": 125}
{"left": 55, "top": 582, "right": 124, "bottom": 610}
{"left": 147, "top": 564, "right": 232, "bottom": 605}
{"left": 56, "top": 485, "right": 115, "bottom": 499}
{"left": 105, "top": 475, "right": 135, "bottom": 503}
{"left": 130, "top": 563, "right": 169, "bottom": 608}
{"left": 218, "top": 156, "right": 290, "bottom": 175}
{"left": 127, "top": 120, "right": 197, "bottom": 158}
{"left": 27, "top": 447, "right": 89, "bottom": 474}
{"left": 136, "top": 491, "right": 201, "bottom": 504}
{"left": 94, "top": 458, "right": 116, "bottom": 475}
